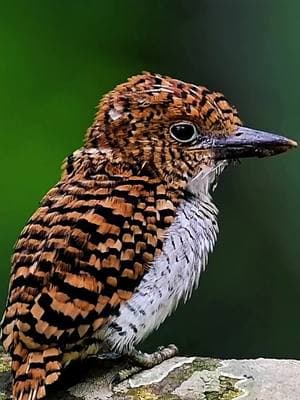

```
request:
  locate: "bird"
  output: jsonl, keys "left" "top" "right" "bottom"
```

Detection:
{"left": 0, "top": 72, "right": 297, "bottom": 400}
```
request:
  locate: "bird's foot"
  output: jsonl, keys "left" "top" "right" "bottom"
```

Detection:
{"left": 127, "top": 344, "right": 179, "bottom": 368}
{"left": 111, "top": 364, "right": 144, "bottom": 386}
{"left": 94, "top": 351, "right": 122, "bottom": 360}
{"left": 111, "top": 344, "right": 179, "bottom": 385}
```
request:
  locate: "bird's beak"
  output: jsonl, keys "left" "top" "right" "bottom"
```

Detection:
{"left": 212, "top": 126, "right": 298, "bottom": 160}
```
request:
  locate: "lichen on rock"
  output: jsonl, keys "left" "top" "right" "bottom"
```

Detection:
{"left": 1, "top": 349, "right": 300, "bottom": 399}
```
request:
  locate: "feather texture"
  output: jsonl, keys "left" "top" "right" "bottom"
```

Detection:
{"left": 1, "top": 72, "right": 243, "bottom": 399}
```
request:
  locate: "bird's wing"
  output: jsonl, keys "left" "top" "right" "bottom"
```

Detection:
{"left": 1, "top": 175, "right": 178, "bottom": 355}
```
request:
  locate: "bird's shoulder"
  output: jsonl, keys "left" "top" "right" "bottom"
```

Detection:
{"left": 2, "top": 156, "right": 184, "bottom": 353}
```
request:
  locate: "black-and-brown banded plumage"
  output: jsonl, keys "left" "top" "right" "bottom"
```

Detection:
{"left": 1, "top": 148, "right": 184, "bottom": 399}
{"left": 2, "top": 72, "right": 294, "bottom": 400}
{"left": 0, "top": 71, "right": 243, "bottom": 400}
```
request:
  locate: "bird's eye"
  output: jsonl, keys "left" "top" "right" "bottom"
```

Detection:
{"left": 170, "top": 122, "right": 198, "bottom": 143}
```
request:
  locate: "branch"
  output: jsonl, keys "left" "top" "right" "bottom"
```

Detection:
{"left": 1, "top": 348, "right": 299, "bottom": 399}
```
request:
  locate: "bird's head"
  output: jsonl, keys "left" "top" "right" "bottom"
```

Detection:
{"left": 85, "top": 72, "right": 297, "bottom": 193}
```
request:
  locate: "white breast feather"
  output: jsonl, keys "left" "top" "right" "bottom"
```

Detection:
{"left": 101, "top": 165, "right": 223, "bottom": 352}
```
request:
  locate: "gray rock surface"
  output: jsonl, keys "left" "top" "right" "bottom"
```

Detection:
{"left": 1, "top": 349, "right": 300, "bottom": 399}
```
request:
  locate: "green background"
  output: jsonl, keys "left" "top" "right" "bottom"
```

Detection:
{"left": 0, "top": 0, "right": 299, "bottom": 360}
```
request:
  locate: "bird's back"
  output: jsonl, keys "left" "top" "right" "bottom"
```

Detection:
{"left": 0, "top": 148, "right": 183, "bottom": 399}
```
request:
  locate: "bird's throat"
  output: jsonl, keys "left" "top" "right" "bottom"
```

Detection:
{"left": 187, "top": 161, "right": 228, "bottom": 197}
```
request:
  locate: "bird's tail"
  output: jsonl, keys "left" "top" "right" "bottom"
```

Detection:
{"left": 11, "top": 344, "right": 62, "bottom": 400}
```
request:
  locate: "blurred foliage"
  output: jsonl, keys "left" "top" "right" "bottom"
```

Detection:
{"left": 0, "top": 0, "right": 299, "bottom": 359}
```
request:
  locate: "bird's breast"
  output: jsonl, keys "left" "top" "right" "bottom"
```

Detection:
{"left": 101, "top": 193, "right": 219, "bottom": 352}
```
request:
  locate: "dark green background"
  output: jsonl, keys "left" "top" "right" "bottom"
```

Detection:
{"left": 0, "top": 0, "right": 299, "bottom": 359}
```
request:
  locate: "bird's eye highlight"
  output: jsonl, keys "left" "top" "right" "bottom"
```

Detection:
{"left": 170, "top": 122, "right": 198, "bottom": 143}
